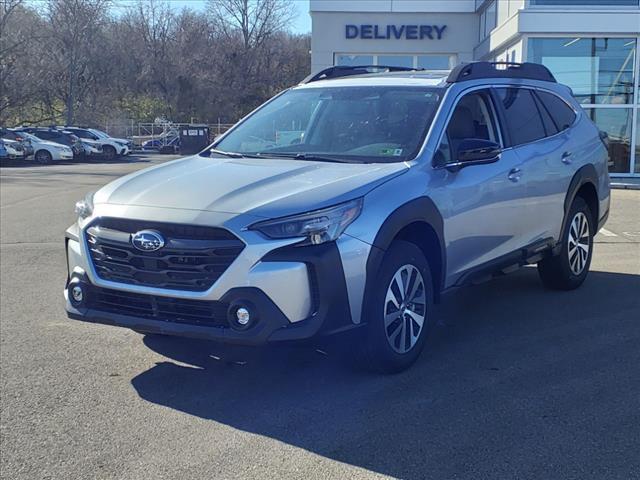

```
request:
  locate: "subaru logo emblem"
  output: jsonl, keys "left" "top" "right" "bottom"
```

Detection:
{"left": 131, "top": 230, "right": 165, "bottom": 252}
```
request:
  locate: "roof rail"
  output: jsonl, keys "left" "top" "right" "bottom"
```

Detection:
{"left": 302, "top": 65, "right": 424, "bottom": 84}
{"left": 447, "top": 62, "right": 556, "bottom": 83}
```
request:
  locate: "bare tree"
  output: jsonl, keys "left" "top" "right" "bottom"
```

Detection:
{"left": 1, "top": 0, "right": 309, "bottom": 127}
{"left": 122, "top": 0, "right": 177, "bottom": 115}
{"left": 0, "top": 0, "right": 46, "bottom": 123}
{"left": 208, "top": 0, "right": 295, "bottom": 50}
{"left": 46, "top": 0, "right": 111, "bottom": 124}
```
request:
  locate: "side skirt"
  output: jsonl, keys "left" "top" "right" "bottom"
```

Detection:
{"left": 444, "top": 237, "right": 556, "bottom": 292}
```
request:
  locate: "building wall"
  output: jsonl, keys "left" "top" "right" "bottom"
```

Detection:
{"left": 309, "top": 1, "right": 640, "bottom": 176}
{"left": 311, "top": 12, "right": 479, "bottom": 73}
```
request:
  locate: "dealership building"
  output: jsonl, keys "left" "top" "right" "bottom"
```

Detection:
{"left": 309, "top": 0, "right": 640, "bottom": 177}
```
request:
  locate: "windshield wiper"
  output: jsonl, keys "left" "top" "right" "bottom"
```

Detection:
{"left": 257, "top": 152, "right": 353, "bottom": 163}
{"left": 209, "top": 148, "right": 261, "bottom": 159}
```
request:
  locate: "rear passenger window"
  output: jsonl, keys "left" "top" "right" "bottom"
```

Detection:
{"left": 533, "top": 94, "right": 558, "bottom": 136}
{"left": 536, "top": 91, "right": 576, "bottom": 132}
{"left": 496, "top": 88, "right": 546, "bottom": 146}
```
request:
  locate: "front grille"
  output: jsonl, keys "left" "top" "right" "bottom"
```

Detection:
{"left": 87, "top": 286, "right": 229, "bottom": 327}
{"left": 86, "top": 218, "right": 244, "bottom": 291}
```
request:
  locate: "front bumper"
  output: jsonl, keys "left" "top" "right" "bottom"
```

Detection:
{"left": 64, "top": 223, "right": 358, "bottom": 345}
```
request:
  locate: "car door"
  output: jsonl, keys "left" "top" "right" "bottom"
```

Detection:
{"left": 494, "top": 87, "right": 576, "bottom": 244}
{"left": 430, "top": 88, "right": 528, "bottom": 283}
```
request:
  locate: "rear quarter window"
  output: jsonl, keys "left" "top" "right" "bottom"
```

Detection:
{"left": 496, "top": 88, "right": 546, "bottom": 147}
{"left": 536, "top": 91, "right": 577, "bottom": 132}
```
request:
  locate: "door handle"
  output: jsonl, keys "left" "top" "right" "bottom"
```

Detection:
{"left": 507, "top": 168, "right": 522, "bottom": 182}
{"left": 561, "top": 151, "right": 573, "bottom": 164}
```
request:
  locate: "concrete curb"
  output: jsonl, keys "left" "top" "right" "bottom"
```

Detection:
{"left": 610, "top": 183, "right": 640, "bottom": 190}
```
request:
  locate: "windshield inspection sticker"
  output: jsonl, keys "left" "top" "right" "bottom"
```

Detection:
{"left": 381, "top": 148, "right": 404, "bottom": 156}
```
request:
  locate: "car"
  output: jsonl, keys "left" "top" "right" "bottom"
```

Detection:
{"left": 0, "top": 140, "right": 7, "bottom": 160}
{"left": 19, "top": 128, "right": 85, "bottom": 160}
{"left": 10, "top": 131, "right": 74, "bottom": 164}
{"left": 63, "top": 127, "right": 132, "bottom": 160}
{"left": 64, "top": 62, "right": 610, "bottom": 373}
{"left": 0, "top": 138, "right": 26, "bottom": 160}
{"left": 0, "top": 128, "right": 34, "bottom": 159}
{"left": 142, "top": 133, "right": 180, "bottom": 153}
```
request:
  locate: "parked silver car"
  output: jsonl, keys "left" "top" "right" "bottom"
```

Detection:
{"left": 65, "top": 62, "right": 610, "bottom": 372}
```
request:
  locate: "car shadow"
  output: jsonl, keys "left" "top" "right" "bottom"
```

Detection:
{"left": 131, "top": 268, "right": 640, "bottom": 479}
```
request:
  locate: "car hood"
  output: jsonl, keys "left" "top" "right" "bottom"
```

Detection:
{"left": 94, "top": 155, "right": 408, "bottom": 218}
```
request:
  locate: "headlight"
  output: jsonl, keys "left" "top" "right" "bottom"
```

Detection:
{"left": 249, "top": 198, "right": 363, "bottom": 246}
{"left": 74, "top": 192, "right": 94, "bottom": 220}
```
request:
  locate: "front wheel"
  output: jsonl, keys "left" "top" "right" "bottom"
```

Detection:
{"left": 538, "top": 196, "right": 594, "bottom": 290}
{"left": 355, "top": 240, "right": 434, "bottom": 374}
{"left": 34, "top": 149, "right": 52, "bottom": 165}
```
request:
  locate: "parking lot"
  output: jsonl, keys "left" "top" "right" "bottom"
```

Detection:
{"left": 1, "top": 154, "right": 639, "bottom": 480}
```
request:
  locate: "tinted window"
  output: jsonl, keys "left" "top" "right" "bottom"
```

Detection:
{"left": 33, "top": 131, "right": 54, "bottom": 140}
{"left": 496, "top": 88, "right": 546, "bottom": 146}
{"left": 533, "top": 94, "right": 558, "bottom": 136}
{"left": 72, "top": 129, "right": 97, "bottom": 140}
{"left": 536, "top": 91, "right": 577, "bottom": 132}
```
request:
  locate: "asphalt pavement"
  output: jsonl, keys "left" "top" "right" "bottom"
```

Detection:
{"left": 1, "top": 155, "right": 639, "bottom": 480}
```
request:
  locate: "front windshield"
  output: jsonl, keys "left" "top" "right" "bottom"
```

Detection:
{"left": 89, "top": 129, "right": 109, "bottom": 139}
{"left": 214, "top": 86, "right": 442, "bottom": 163}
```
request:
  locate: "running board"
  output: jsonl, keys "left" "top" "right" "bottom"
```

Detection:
{"left": 455, "top": 238, "right": 556, "bottom": 287}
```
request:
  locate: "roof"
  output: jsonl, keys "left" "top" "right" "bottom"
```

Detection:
{"left": 296, "top": 71, "right": 450, "bottom": 89}
{"left": 297, "top": 62, "right": 556, "bottom": 89}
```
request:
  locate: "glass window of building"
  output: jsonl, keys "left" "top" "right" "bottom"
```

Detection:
{"left": 635, "top": 111, "right": 640, "bottom": 173}
{"left": 479, "top": 1, "right": 497, "bottom": 41}
{"left": 529, "top": 0, "right": 639, "bottom": 5}
{"left": 417, "top": 55, "right": 451, "bottom": 70}
{"left": 587, "top": 108, "right": 633, "bottom": 173}
{"left": 335, "top": 54, "right": 374, "bottom": 66}
{"left": 377, "top": 55, "right": 414, "bottom": 68}
{"left": 528, "top": 38, "right": 636, "bottom": 104}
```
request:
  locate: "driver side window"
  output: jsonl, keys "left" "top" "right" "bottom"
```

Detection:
{"left": 436, "top": 90, "right": 500, "bottom": 164}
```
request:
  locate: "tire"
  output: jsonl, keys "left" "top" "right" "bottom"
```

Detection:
{"left": 538, "top": 196, "right": 594, "bottom": 290}
{"left": 103, "top": 145, "right": 117, "bottom": 161}
{"left": 355, "top": 240, "right": 434, "bottom": 374}
{"left": 34, "top": 149, "right": 52, "bottom": 165}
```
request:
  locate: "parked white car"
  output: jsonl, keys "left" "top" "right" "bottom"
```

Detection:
{"left": 62, "top": 127, "right": 132, "bottom": 160}
{"left": 21, "top": 132, "right": 74, "bottom": 164}
{"left": 2, "top": 140, "right": 26, "bottom": 160}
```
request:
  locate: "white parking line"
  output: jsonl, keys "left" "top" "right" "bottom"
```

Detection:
{"left": 599, "top": 228, "right": 617, "bottom": 237}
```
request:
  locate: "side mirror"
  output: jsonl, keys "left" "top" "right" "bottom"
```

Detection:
{"left": 456, "top": 139, "right": 502, "bottom": 164}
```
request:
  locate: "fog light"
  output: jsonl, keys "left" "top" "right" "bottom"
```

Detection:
{"left": 71, "top": 285, "right": 84, "bottom": 303}
{"left": 236, "top": 307, "right": 250, "bottom": 326}
{"left": 68, "top": 281, "right": 86, "bottom": 307}
{"left": 228, "top": 301, "right": 258, "bottom": 331}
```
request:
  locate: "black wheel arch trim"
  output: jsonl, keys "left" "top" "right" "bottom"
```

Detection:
{"left": 364, "top": 197, "right": 446, "bottom": 311}
{"left": 560, "top": 164, "right": 599, "bottom": 248}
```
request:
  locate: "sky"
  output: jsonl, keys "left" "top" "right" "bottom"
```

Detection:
{"left": 125, "top": 0, "right": 312, "bottom": 33}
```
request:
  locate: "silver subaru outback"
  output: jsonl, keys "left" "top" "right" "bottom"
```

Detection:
{"left": 65, "top": 62, "right": 610, "bottom": 372}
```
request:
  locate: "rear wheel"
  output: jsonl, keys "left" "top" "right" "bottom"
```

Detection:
{"left": 34, "top": 149, "right": 52, "bottom": 165}
{"left": 355, "top": 240, "right": 434, "bottom": 373}
{"left": 538, "top": 196, "right": 594, "bottom": 290}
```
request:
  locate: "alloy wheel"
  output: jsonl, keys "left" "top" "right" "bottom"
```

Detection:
{"left": 383, "top": 264, "right": 427, "bottom": 354}
{"left": 35, "top": 150, "right": 51, "bottom": 164}
{"left": 568, "top": 211, "right": 590, "bottom": 275}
